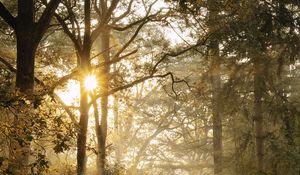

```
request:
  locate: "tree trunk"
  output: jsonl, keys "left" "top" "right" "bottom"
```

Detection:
{"left": 254, "top": 57, "right": 265, "bottom": 173}
{"left": 208, "top": 0, "right": 222, "bottom": 174}
{"left": 16, "top": 34, "right": 37, "bottom": 93}
{"left": 16, "top": 0, "right": 35, "bottom": 93}
{"left": 97, "top": 27, "right": 110, "bottom": 175}
{"left": 77, "top": 78, "right": 89, "bottom": 175}
{"left": 77, "top": 0, "right": 91, "bottom": 174}
{"left": 210, "top": 41, "right": 222, "bottom": 175}
{"left": 10, "top": 13, "right": 35, "bottom": 175}
{"left": 211, "top": 44, "right": 222, "bottom": 175}
{"left": 8, "top": 1, "right": 36, "bottom": 174}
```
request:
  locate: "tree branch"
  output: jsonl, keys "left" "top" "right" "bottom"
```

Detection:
{"left": 91, "top": 23, "right": 104, "bottom": 44}
{"left": 55, "top": 14, "right": 82, "bottom": 52}
{"left": 112, "top": 19, "right": 148, "bottom": 59}
{"left": 35, "top": 0, "right": 62, "bottom": 42}
{"left": 0, "top": 55, "right": 78, "bottom": 124}
{"left": 110, "top": 14, "right": 155, "bottom": 31}
{"left": 89, "top": 33, "right": 212, "bottom": 105}
{"left": 42, "top": 49, "right": 137, "bottom": 95}
{"left": 0, "top": 2, "right": 16, "bottom": 30}
{"left": 151, "top": 34, "right": 211, "bottom": 75}
{"left": 104, "top": 0, "right": 120, "bottom": 22}
{"left": 0, "top": 55, "right": 15, "bottom": 73}
{"left": 112, "top": 0, "right": 134, "bottom": 23}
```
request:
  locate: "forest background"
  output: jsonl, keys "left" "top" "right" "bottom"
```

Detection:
{"left": 0, "top": 0, "right": 300, "bottom": 175}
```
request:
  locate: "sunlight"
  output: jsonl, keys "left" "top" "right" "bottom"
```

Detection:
{"left": 56, "top": 80, "right": 80, "bottom": 106}
{"left": 84, "top": 74, "right": 97, "bottom": 91}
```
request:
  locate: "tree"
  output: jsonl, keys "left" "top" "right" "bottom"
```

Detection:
{"left": 0, "top": 1, "right": 61, "bottom": 174}
{"left": 207, "top": 0, "right": 223, "bottom": 174}
{"left": 0, "top": 0, "right": 61, "bottom": 93}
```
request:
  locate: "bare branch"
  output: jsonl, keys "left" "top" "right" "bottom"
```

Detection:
{"left": 112, "top": 0, "right": 134, "bottom": 23}
{"left": 89, "top": 33, "right": 212, "bottom": 105}
{"left": 93, "top": 0, "right": 101, "bottom": 17}
{"left": 90, "top": 44, "right": 117, "bottom": 60}
{"left": 35, "top": 0, "right": 62, "bottom": 42}
{"left": 151, "top": 34, "right": 211, "bottom": 75}
{"left": 112, "top": 20, "right": 148, "bottom": 59}
{"left": 55, "top": 14, "right": 82, "bottom": 52}
{"left": 0, "top": 2, "right": 16, "bottom": 30}
{"left": 47, "top": 67, "right": 79, "bottom": 93}
{"left": 0, "top": 55, "right": 15, "bottom": 73}
{"left": 107, "top": 49, "right": 138, "bottom": 65}
{"left": 64, "top": 0, "right": 82, "bottom": 44}
{"left": 104, "top": 0, "right": 120, "bottom": 22}
{"left": 110, "top": 14, "right": 155, "bottom": 31}
{"left": 52, "top": 93, "right": 78, "bottom": 124}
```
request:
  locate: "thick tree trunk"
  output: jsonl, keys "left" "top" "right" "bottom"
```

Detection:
{"left": 11, "top": 12, "right": 35, "bottom": 175}
{"left": 16, "top": 35, "right": 37, "bottom": 93}
{"left": 16, "top": 0, "right": 35, "bottom": 93}
{"left": 10, "top": 40, "right": 36, "bottom": 173}
{"left": 208, "top": 0, "right": 222, "bottom": 174}
{"left": 8, "top": 1, "right": 36, "bottom": 174}
{"left": 254, "top": 57, "right": 265, "bottom": 173}
{"left": 97, "top": 27, "right": 110, "bottom": 175}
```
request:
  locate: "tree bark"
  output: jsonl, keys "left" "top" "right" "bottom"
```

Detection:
{"left": 207, "top": 1, "right": 222, "bottom": 174}
{"left": 16, "top": 35, "right": 37, "bottom": 93}
{"left": 15, "top": 0, "right": 35, "bottom": 92}
{"left": 210, "top": 43, "right": 222, "bottom": 175}
{"left": 254, "top": 57, "right": 265, "bottom": 173}
{"left": 97, "top": 27, "right": 110, "bottom": 175}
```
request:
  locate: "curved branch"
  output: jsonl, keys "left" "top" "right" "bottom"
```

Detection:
{"left": 35, "top": 0, "right": 62, "bottom": 42}
{"left": 112, "top": 20, "right": 148, "bottom": 59}
{"left": 112, "top": 0, "right": 134, "bottom": 23}
{"left": 89, "top": 33, "right": 212, "bottom": 105}
{"left": 55, "top": 14, "right": 82, "bottom": 52}
{"left": 104, "top": 0, "right": 120, "bottom": 22}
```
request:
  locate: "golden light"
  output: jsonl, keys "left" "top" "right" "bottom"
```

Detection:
{"left": 56, "top": 80, "right": 80, "bottom": 106}
{"left": 84, "top": 74, "right": 97, "bottom": 91}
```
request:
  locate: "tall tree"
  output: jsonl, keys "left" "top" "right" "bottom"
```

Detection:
{"left": 207, "top": 0, "right": 223, "bottom": 173}
{"left": 0, "top": 1, "right": 61, "bottom": 174}
{"left": 77, "top": 0, "right": 92, "bottom": 174}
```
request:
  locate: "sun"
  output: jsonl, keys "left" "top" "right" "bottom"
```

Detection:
{"left": 84, "top": 74, "right": 97, "bottom": 91}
